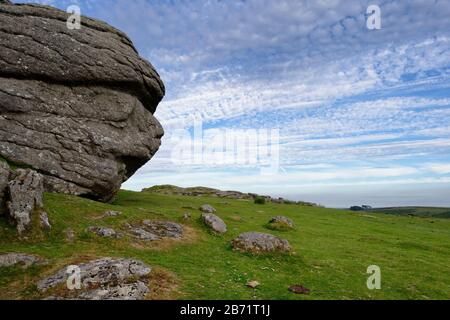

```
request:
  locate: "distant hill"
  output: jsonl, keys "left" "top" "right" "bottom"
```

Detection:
{"left": 143, "top": 185, "right": 320, "bottom": 207}
{"left": 369, "top": 207, "right": 450, "bottom": 219}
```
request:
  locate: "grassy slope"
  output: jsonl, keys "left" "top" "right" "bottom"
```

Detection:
{"left": 0, "top": 190, "right": 449, "bottom": 300}
{"left": 370, "top": 207, "right": 450, "bottom": 219}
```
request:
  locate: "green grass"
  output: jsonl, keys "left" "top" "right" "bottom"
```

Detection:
{"left": 370, "top": 207, "right": 450, "bottom": 219}
{"left": 0, "top": 190, "right": 449, "bottom": 300}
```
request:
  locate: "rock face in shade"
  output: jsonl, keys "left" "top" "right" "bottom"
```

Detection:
{"left": 201, "top": 213, "right": 227, "bottom": 234}
{"left": 0, "top": 2, "right": 165, "bottom": 202}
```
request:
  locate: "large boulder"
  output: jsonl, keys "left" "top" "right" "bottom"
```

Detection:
{"left": 0, "top": 2, "right": 165, "bottom": 202}
{"left": 267, "top": 216, "right": 295, "bottom": 231}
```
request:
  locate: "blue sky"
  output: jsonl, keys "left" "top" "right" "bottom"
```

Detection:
{"left": 16, "top": 0, "right": 450, "bottom": 207}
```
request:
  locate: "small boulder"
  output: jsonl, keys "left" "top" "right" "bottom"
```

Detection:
{"left": 182, "top": 212, "right": 191, "bottom": 220}
{"left": 231, "top": 232, "right": 291, "bottom": 253}
{"left": 6, "top": 169, "right": 48, "bottom": 234}
{"left": 199, "top": 204, "right": 216, "bottom": 214}
{"left": 201, "top": 213, "right": 227, "bottom": 234}
{"left": 36, "top": 257, "right": 151, "bottom": 300}
{"left": 129, "top": 227, "right": 160, "bottom": 241}
{"left": 0, "top": 253, "right": 45, "bottom": 268}
{"left": 87, "top": 226, "right": 121, "bottom": 238}
{"left": 267, "top": 216, "right": 295, "bottom": 231}
{"left": 246, "top": 280, "right": 260, "bottom": 288}
{"left": 102, "top": 211, "right": 122, "bottom": 218}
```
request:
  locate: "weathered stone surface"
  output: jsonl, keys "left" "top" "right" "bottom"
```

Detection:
{"left": 37, "top": 257, "right": 151, "bottom": 301}
{"left": 87, "top": 226, "right": 121, "bottom": 238}
{"left": 102, "top": 211, "right": 122, "bottom": 218}
{"left": 231, "top": 232, "right": 291, "bottom": 253}
{"left": 0, "top": 252, "right": 45, "bottom": 268}
{"left": 0, "top": 2, "right": 165, "bottom": 202}
{"left": 129, "top": 227, "right": 160, "bottom": 241}
{"left": 40, "top": 211, "right": 52, "bottom": 230}
{"left": 201, "top": 213, "right": 227, "bottom": 234}
{"left": 6, "top": 169, "right": 47, "bottom": 233}
{"left": 129, "top": 220, "right": 184, "bottom": 241}
{"left": 199, "top": 204, "right": 216, "bottom": 214}
{"left": 0, "top": 161, "right": 10, "bottom": 215}
{"left": 267, "top": 216, "right": 295, "bottom": 230}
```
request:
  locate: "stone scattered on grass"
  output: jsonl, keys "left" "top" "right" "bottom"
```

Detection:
{"left": 267, "top": 216, "right": 295, "bottom": 231}
{"left": 0, "top": 253, "right": 45, "bottom": 268}
{"left": 183, "top": 212, "right": 191, "bottom": 220}
{"left": 37, "top": 257, "right": 152, "bottom": 300}
{"left": 129, "top": 220, "right": 184, "bottom": 241}
{"left": 199, "top": 204, "right": 216, "bottom": 214}
{"left": 143, "top": 220, "right": 184, "bottom": 238}
{"left": 102, "top": 211, "right": 122, "bottom": 218}
{"left": 231, "top": 232, "right": 291, "bottom": 253}
{"left": 65, "top": 228, "right": 75, "bottom": 242}
{"left": 87, "top": 226, "right": 122, "bottom": 238}
{"left": 201, "top": 213, "right": 227, "bottom": 234}
{"left": 129, "top": 227, "right": 160, "bottom": 241}
{"left": 246, "top": 280, "right": 260, "bottom": 288}
{"left": 288, "top": 284, "right": 310, "bottom": 295}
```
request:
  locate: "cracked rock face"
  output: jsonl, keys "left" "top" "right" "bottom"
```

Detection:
{"left": 0, "top": 2, "right": 165, "bottom": 202}
{"left": 268, "top": 216, "right": 295, "bottom": 230}
{"left": 87, "top": 226, "right": 122, "bottom": 238}
{"left": 37, "top": 257, "right": 152, "bottom": 300}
